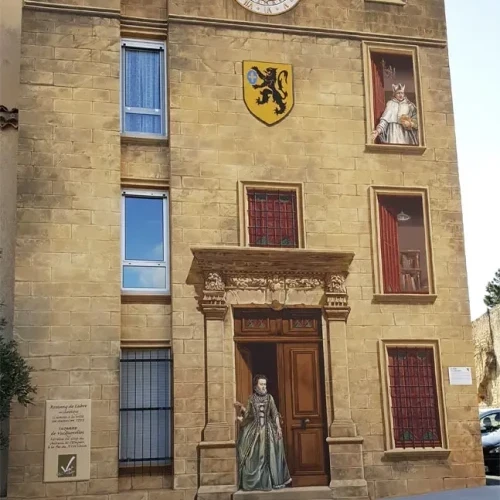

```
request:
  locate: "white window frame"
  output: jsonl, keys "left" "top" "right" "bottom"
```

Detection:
{"left": 121, "top": 189, "right": 170, "bottom": 295}
{"left": 120, "top": 39, "right": 167, "bottom": 138}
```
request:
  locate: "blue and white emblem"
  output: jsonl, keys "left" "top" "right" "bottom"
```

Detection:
{"left": 247, "top": 69, "right": 258, "bottom": 85}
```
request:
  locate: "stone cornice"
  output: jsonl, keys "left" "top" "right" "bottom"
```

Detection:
{"left": 191, "top": 246, "right": 354, "bottom": 321}
{"left": 23, "top": 0, "right": 120, "bottom": 18}
{"left": 168, "top": 15, "right": 447, "bottom": 49}
{"left": 120, "top": 15, "right": 168, "bottom": 38}
{"left": 191, "top": 246, "right": 354, "bottom": 275}
{"left": 21, "top": 2, "right": 447, "bottom": 48}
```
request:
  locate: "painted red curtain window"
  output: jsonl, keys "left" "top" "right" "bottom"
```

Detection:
{"left": 378, "top": 194, "right": 429, "bottom": 294}
{"left": 387, "top": 346, "right": 442, "bottom": 449}
{"left": 247, "top": 190, "right": 298, "bottom": 248}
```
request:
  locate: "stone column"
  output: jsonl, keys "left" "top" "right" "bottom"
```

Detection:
{"left": 0, "top": 0, "right": 22, "bottom": 496}
{"left": 323, "top": 274, "right": 368, "bottom": 499}
{"left": 198, "top": 273, "right": 237, "bottom": 500}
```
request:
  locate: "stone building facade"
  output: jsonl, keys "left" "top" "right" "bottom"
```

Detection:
{"left": 0, "top": 0, "right": 485, "bottom": 499}
{"left": 473, "top": 305, "right": 500, "bottom": 407}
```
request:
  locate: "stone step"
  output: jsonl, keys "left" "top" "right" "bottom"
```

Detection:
{"left": 233, "top": 486, "right": 333, "bottom": 500}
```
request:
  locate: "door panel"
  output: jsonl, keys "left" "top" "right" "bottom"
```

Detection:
{"left": 235, "top": 344, "right": 253, "bottom": 406}
{"left": 293, "top": 429, "right": 326, "bottom": 472}
{"left": 282, "top": 343, "right": 328, "bottom": 486}
{"left": 290, "top": 350, "right": 321, "bottom": 416}
{"left": 234, "top": 313, "right": 278, "bottom": 337}
{"left": 282, "top": 310, "right": 320, "bottom": 337}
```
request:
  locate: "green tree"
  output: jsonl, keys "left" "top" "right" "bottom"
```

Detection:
{"left": 484, "top": 268, "right": 500, "bottom": 309}
{"left": 0, "top": 316, "right": 36, "bottom": 449}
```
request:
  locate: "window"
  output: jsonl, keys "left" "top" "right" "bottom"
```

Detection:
{"left": 379, "top": 341, "right": 448, "bottom": 453}
{"left": 121, "top": 189, "right": 169, "bottom": 294}
{"left": 363, "top": 42, "right": 425, "bottom": 151}
{"left": 370, "top": 187, "right": 436, "bottom": 302}
{"left": 119, "top": 349, "right": 172, "bottom": 470}
{"left": 480, "top": 412, "right": 500, "bottom": 434}
{"left": 121, "top": 39, "right": 166, "bottom": 137}
{"left": 239, "top": 182, "right": 304, "bottom": 248}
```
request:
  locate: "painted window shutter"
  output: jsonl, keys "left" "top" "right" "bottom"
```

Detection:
{"left": 372, "top": 55, "right": 386, "bottom": 135}
{"left": 379, "top": 201, "right": 400, "bottom": 293}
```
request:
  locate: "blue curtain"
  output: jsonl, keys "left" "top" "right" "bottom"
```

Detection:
{"left": 124, "top": 48, "right": 162, "bottom": 134}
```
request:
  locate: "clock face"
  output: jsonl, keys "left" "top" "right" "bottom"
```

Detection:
{"left": 235, "top": 0, "right": 301, "bottom": 16}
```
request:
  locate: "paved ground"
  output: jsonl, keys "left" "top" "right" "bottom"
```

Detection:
{"left": 382, "top": 486, "right": 500, "bottom": 500}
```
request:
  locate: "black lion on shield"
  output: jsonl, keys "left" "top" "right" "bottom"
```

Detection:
{"left": 250, "top": 66, "right": 289, "bottom": 116}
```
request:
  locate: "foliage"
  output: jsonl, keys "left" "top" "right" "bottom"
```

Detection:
{"left": 484, "top": 268, "right": 500, "bottom": 309}
{"left": 0, "top": 316, "right": 36, "bottom": 449}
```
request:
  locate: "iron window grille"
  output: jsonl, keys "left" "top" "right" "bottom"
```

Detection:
{"left": 119, "top": 349, "right": 172, "bottom": 472}
{"left": 247, "top": 189, "right": 299, "bottom": 248}
{"left": 387, "top": 346, "right": 442, "bottom": 449}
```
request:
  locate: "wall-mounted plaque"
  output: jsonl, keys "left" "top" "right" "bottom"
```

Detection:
{"left": 43, "top": 399, "right": 91, "bottom": 482}
{"left": 448, "top": 367, "right": 473, "bottom": 386}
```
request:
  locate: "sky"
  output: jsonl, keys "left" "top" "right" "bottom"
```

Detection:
{"left": 444, "top": 0, "right": 500, "bottom": 320}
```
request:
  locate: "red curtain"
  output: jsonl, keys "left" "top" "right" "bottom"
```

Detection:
{"left": 388, "top": 347, "right": 442, "bottom": 448}
{"left": 372, "top": 55, "right": 386, "bottom": 141}
{"left": 379, "top": 200, "right": 400, "bottom": 293}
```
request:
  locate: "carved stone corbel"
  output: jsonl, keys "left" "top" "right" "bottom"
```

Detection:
{"left": 0, "top": 106, "right": 19, "bottom": 130}
{"left": 201, "top": 271, "right": 227, "bottom": 320}
{"left": 323, "top": 273, "right": 350, "bottom": 321}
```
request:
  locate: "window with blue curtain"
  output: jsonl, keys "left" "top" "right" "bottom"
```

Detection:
{"left": 121, "top": 39, "right": 166, "bottom": 136}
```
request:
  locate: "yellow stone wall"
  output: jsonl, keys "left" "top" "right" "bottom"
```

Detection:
{"left": 167, "top": 20, "right": 483, "bottom": 500}
{"left": 8, "top": 0, "right": 483, "bottom": 499}
{"left": 12, "top": 9, "right": 123, "bottom": 498}
{"left": 168, "top": 0, "right": 447, "bottom": 38}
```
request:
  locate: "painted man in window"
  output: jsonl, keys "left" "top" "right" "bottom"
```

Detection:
{"left": 372, "top": 83, "right": 418, "bottom": 145}
{"left": 234, "top": 375, "right": 291, "bottom": 491}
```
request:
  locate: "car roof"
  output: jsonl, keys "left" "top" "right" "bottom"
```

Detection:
{"left": 479, "top": 407, "right": 500, "bottom": 417}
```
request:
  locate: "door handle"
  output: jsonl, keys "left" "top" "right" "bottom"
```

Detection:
{"left": 300, "top": 418, "right": 310, "bottom": 430}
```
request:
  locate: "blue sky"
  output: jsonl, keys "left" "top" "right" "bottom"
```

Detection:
{"left": 444, "top": 0, "right": 500, "bottom": 320}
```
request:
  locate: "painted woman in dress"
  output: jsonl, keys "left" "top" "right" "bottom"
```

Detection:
{"left": 372, "top": 83, "right": 419, "bottom": 145}
{"left": 234, "top": 374, "right": 292, "bottom": 491}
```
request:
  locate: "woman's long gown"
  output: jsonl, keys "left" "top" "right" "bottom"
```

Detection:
{"left": 236, "top": 392, "right": 292, "bottom": 491}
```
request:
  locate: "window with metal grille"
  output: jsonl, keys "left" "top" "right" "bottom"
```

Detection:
{"left": 387, "top": 346, "right": 442, "bottom": 449}
{"left": 247, "top": 189, "right": 299, "bottom": 248}
{"left": 119, "top": 349, "right": 172, "bottom": 471}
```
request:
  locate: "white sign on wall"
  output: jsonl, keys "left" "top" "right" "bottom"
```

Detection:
{"left": 448, "top": 367, "right": 473, "bottom": 386}
{"left": 44, "top": 399, "right": 91, "bottom": 482}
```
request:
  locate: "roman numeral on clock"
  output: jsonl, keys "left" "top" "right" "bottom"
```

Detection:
{"left": 236, "top": 0, "right": 300, "bottom": 15}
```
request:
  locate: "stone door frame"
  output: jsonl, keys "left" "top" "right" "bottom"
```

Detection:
{"left": 191, "top": 246, "right": 368, "bottom": 500}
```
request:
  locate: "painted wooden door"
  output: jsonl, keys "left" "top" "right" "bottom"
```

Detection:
{"left": 280, "top": 342, "right": 328, "bottom": 486}
{"left": 235, "top": 344, "right": 253, "bottom": 407}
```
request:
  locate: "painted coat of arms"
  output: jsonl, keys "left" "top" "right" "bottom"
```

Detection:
{"left": 243, "top": 61, "right": 294, "bottom": 126}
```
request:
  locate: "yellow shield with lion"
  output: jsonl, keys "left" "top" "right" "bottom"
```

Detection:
{"left": 243, "top": 61, "right": 294, "bottom": 126}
